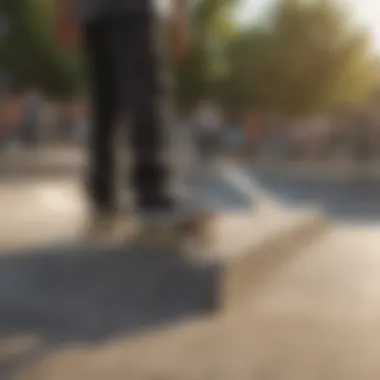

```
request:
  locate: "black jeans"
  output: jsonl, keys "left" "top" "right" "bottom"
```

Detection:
{"left": 83, "top": 11, "right": 169, "bottom": 212}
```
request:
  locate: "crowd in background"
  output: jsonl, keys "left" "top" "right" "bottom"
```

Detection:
{"left": 1, "top": 89, "right": 380, "bottom": 163}
{"left": 0, "top": 89, "right": 88, "bottom": 150}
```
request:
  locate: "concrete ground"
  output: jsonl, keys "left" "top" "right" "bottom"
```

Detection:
{"left": 2, "top": 223, "right": 379, "bottom": 380}
{"left": 251, "top": 165, "right": 380, "bottom": 222}
{"left": 4, "top": 146, "right": 379, "bottom": 379}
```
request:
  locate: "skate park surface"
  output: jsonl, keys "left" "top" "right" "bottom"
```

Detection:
{"left": 4, "top": 147, "right": 380, "bottom": 379}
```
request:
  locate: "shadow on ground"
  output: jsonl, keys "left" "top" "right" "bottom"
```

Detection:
{"left": 252, "top": 170, "right": 380, "bottom": 223}
{"left": 0, "top": 242, "right": 220, "bottom": 378}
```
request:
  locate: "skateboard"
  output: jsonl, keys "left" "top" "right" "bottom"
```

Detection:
{"left": 130, "top": 211, "right": 215, "bottom": 252}
{"left": 83, "top": 206, "right": 215, "bottom": 253}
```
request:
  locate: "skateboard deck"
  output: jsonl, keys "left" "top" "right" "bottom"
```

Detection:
{"left": 83, "top": 204, "right": 216, "bottom": 256}
{"left": 129, "top": 211, "right": 216, "bottom": 255}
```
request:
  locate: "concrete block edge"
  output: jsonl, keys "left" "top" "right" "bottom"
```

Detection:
{"left": 221, "top": 211, "right": 329, "bottom": 313}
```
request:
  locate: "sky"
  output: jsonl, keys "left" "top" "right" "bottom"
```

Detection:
{"left": 237, "top": 0, "right": 380, "bottom": 51}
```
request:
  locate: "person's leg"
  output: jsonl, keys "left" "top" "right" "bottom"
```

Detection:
{"left": 111, "top": 12, "right": 172, "bottom": 213}
{"left": 82, "top": 19, "right": 119, "bottom": 214}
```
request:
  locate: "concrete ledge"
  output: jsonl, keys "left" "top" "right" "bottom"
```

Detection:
{"left": 221, "top": 210, "right": 328, "bottom": 312}
{"left": 252, "top": 161, "right": 380, "bottom": 180}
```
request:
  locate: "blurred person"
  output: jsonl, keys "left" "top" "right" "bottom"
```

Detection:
{"left": 317, "top": 115, "right": 332, "bottom": 159}
{"left": 243, "top": 110, "right": 262, "bottom": 159}
{"left": 19, "top": 87, "right": 43, "bottom": 146}
{"left": 307, "top": 115, "right": 326, "bottom": 159}
{"left": 356, "top": 109, "right": 372, "bottom": 161}
{"left": 71, "top": 98, "right": 89, "bottom": 145}
{"left": 193, "top": 99, "right": 223, "bottom": 161}
{"left": 262, "top": 113, "right": 287, "bottom": 161}
{"left": 59, "top": 102, "right": 77, "bottom": 142}
{"left": 331, "top": 108, "right": 348, "bottom": 156}
{"left": 39, "top": 101, "right": 58, "bottom": 143}
{"left": 225, "top": 121, "right": 244, "bottom": 158}
{"left": 57, "top": 0, "right": 190, "bottom": 234}
{"left": 0, "top": 92, "right": 22, "bottom": 152}
{"left": 0, "top": 95, "right": 8, "bottom": 148}
{"left": 288, "top": 118, "right": 305, "bottom": 159}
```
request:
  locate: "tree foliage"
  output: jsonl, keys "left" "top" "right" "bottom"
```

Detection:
{"left": 174, "top": 0, "right": 238, "bottom": 113}
{"left": 0, "top": 0, "right": 376, "bottom": 114}
{"left": 222, "top": 0, "right": 376, "bottom": 116}
{"left": 0, "top": 0, "right": 83, "bottom": 97}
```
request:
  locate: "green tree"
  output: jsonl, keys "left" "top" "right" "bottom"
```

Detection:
{"left": 222, "top": 0, "right": 376, "bottom": 116}
{"left": 174, "top": 0, "right": 238, "bottom": 113}
{"left": 0, "top": 0, "right": 84, "bottom": 97}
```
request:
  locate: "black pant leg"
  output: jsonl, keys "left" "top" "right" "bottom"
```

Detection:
{"left": 82, "top": 20, "right": 118, "bottom": 212}
{"left": 110, "top": 12, "right": 169, "bottom": 204}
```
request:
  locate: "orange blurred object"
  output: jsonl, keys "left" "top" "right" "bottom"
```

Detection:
{"left": 171, "top": 22, "right": 191, "bottom": 63}
{"left": 56, "top": 1, "right": 78, "bottom": 49}
{"left": 0, "top": 95, "right": 22, "bottom": 138}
